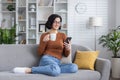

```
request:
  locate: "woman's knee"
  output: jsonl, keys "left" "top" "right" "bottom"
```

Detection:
{"left": 69, "top": 64, "right": 78, "bottom": 73}
{"left": 50, "top": 64, "right": 61, "bottom": 76}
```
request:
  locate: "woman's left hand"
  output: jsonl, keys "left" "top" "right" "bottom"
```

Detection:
{"left": 64, "top": 41, "right": 71, "bottom": 51}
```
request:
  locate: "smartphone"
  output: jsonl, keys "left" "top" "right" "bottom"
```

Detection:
{"left": 65, "top": 37, "right": 72, "bottom": 43}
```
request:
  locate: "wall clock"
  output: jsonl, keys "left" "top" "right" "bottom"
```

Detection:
{"left": 75, "top": 2, "right": 87, "bottom": 14}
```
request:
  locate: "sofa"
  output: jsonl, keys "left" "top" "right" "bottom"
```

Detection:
{"left": 0, "top": 44, "right": 111, "bottom": 80}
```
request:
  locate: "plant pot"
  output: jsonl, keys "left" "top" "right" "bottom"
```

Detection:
{"left": 112, "top": 58, "right": 120, "bottom": 78}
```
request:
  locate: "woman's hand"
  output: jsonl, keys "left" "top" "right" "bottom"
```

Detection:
{"left": 64, "top": 41, "right": 71, "bottom": 51}
{"left": 43, "top": 34, "right": 50, "bottom": 42}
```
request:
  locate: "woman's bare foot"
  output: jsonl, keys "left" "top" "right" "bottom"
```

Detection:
{"left": 25, "top": 68, "right": 32, "bottom": 74}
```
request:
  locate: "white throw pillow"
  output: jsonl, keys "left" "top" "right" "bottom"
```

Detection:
{"left": 61, "top": 50, "right": 72, "bottom": 64}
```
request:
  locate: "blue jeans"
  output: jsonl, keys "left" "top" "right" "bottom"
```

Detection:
{"left": 31, "top": 55, "right": 78, "bottom": 76}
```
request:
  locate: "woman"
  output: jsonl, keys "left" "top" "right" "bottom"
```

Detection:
{"left": 13, "top": 14, "right": 78, "bottom": 76}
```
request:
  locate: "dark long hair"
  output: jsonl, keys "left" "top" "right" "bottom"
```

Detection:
{"left": 45, "top": 14, "right": 62, "bottom": 29}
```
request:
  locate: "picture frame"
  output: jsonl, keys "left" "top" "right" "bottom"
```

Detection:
{"left": 39, "top": 24, "right": 46, "bottom": 32}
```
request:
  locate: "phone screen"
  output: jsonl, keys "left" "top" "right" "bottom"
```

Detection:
{"left": 65, "top": 37, "right": 72, "bottom": 43}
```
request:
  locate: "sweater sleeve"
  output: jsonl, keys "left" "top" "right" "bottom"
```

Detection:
{"left": 38, "top": 33, "right": 48, "bottom": 56}
{"left": 63, "top": 33, "right": 70, "bottom": 57}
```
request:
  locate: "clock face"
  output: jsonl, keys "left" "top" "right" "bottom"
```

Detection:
{"left": 75, "top": 2, "right": 87, "bottom": 14}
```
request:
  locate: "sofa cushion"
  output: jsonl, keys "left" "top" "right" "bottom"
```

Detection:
{"left": 0, "top": 44, "right": 40, "bottom": 71}
{"left": 61, "top": 50, "right": 72, "bottom": 64}
{"left": 0, "top": 70, "right": 101, "bottom": 80}
{"left": 61, "top": 53, "right": 72, "bottom": 63}
{"left": 71, "top": 44, "right": 92, "bottom": 62}
{"left": 74, "top": 50, "right": 99, "bottom": 70}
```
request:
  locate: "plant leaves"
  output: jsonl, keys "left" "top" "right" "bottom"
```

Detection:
{"left": 99, "top": 28, "right": 120, "bottom": 57}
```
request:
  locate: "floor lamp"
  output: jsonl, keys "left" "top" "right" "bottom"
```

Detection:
{"left": 89, "top": 17, "right": 103, "bottom": 50}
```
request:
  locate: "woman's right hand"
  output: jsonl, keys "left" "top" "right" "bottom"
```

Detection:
{"left": 43, "top": 34, "right": 50, "bottom": 42}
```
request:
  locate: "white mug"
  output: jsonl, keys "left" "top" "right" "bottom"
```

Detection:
{"left": 50, "top": 33, "right": 56, "bottom": 41}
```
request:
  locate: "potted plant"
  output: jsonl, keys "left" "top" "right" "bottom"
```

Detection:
{"left": 99, "top": 27, "right": 120, "bottom": 58}
{"left": 0, "top": 24, "right": 16, "bottom": 44}
{"left": 99, "top": 27, "right": 120, "bottom": 78}
{"left": 7, "top": 4, "right": 15, "bottom": 11}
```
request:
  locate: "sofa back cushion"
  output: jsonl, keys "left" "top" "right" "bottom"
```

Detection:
{"left": 0, "top": 44, "right": 92, "bottom": 71}
{"left": 0, "top": 44, "right": 40, "bottom": 71}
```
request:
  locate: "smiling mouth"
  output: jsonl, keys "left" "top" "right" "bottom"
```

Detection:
{"left": 55, "top": 26, "right": 59, "bottom": 28}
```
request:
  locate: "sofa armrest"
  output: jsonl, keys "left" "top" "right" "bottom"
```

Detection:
{"left": 95, "top": 58, "right": 111, "bottom": 80}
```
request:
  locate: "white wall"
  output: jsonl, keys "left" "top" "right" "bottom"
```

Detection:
{"left": 0, "top": 0, "right": 1, "bottom": 26}
{"left": 108, "top": 0, "right": 116, "bottom": 29}
{"left": 116, "top": 0, "right": 120, "bottom": 27}
{"left": 68, "top": 0, "right": 116, "bottom": 59}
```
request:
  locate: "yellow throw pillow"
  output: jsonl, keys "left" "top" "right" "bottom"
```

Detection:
{"left": 74, "top": 50, "right": 99, "bottom": 70}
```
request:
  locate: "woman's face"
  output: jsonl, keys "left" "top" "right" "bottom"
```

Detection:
{"left": 52, "top": 17, "right": 61, "bottom": 30}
